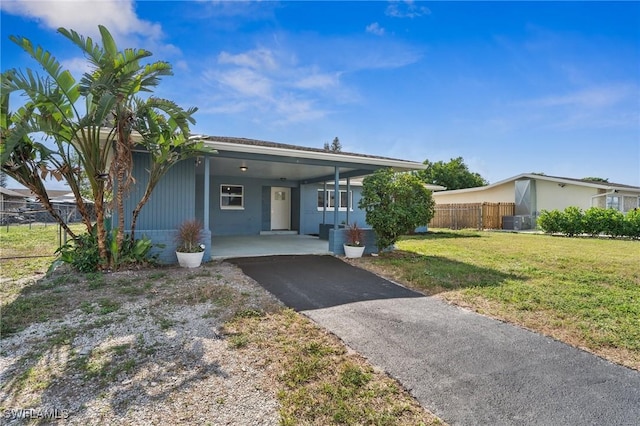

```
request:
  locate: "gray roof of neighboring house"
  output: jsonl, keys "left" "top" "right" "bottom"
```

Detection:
{"left": 7, "top": 188, "right": 72, "bottom": 200}
{"left": 0, "top": 187, "right": 27, "bottom": 198}
{"left": 433, "top": 173, "right": 640, "bottom": 195}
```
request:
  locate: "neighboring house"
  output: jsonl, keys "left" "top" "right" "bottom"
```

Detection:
{"left": 1, "top": 187, "right": 28, "bottom": 223}
{"left": 432, "top": 173, "right": 640, "bottom": 229}
{"left": 124, "top": 136, "right": 427, "bottom": 262}
{"left": 8, "top": 188, "right": 90, "bottom": 223}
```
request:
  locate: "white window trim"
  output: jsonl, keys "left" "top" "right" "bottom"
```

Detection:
{"left": 317, "top": 189, "right": 353, "bottom": 212}
{"left": 220, "top": 184, "right": 244, "bottom": 210}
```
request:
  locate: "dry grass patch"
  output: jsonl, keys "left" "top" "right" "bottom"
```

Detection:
{"left": 225, "top": 309, "right": 444, "bottom": 425}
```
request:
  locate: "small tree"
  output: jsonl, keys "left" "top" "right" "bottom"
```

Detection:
{"left": 418, "top": 157, "right": 487, "bottom": 190}
{"left": 323, "top": 136, "right": 342, "bottom": 152}
{"left": 359, "top": 168, "right": 435, "bottom": 251}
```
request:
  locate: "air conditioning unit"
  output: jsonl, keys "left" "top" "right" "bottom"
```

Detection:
{"left": 502, "top": 215, "right": 534, "bottom": 231}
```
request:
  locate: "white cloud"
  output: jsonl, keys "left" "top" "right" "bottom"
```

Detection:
{"left": 366, "top": 22, "right": 385, "bottom": 36}
{"left": 218, "top": 48, "right": 278, "bottom": 70}
{"left": 1, "top": 0, "right": 163, "bottom": 42}
{"left": 386, "top": 0, "right": 431, "bottom": 18}
{"left": 524, "top": 85, "right": 634, "bottom": 109}
{"left": 294, "top": 72, "right": 340, "bottom": 90}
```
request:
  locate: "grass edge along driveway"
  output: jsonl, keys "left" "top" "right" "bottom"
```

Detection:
{"left": 352, "top": 230, "right": 639, "bottom": 371}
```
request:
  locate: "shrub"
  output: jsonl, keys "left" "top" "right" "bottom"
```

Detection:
{"left": 56, "top": 227, "right": 102, "bottom": 272}
{"left": 600, "top": 208, "right": 625, "bottom": 238}
{"left": 55, "top": 226, "right": 157, "bottom": 272}
{"left": 583, "top": 207, "right": 606, "bottom": 236}
{"left": 561, "top": 206, "right": 584, "bottom": 237}
{"left": 539, "top": 206, "right": 634, "bottom": 238}
{"left": 537, "top": 209, "right": 564, "bottom": 234}
{"left": 175, "top": 219, "right": 205, "bottom": 253}
{"left": 359, "top": 169, "right": 435, "bottom": 251}
{"left": 345, "top": 222, "right": 364, "bottom": 247}
{"left": 624, "top": 209, "right": 640, "bottom": 239}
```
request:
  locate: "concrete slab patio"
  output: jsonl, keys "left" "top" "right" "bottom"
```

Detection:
{"left": 211, "top": 234, "right": 329, "bottom": 259}
{"left": 232, "top": 255, "right": 640, "bottom": 426}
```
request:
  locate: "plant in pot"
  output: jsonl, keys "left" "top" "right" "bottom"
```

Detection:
{"left": 343, "top": 222, "right": 365, "bottom": 258}
{"left": 175, "top": 219, "right": 206, "bottom": 268}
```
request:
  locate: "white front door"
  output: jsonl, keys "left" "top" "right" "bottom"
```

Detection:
{"left": 270, "top": 187, "right": 291, "bottom": 230}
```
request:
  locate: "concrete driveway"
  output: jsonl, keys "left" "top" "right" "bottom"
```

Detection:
{"left": 231, "top": 255, "right": 640, "bottom": 426}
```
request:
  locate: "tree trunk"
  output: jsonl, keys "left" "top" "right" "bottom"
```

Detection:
{"left": 93, "top": 187, "right": 109, "bottom": 269}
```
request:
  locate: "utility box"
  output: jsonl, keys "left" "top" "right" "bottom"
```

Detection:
{"left": 502, "top": 215, "right": 534, "bottom": 231}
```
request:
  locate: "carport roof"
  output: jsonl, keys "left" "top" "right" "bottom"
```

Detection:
{"left": 196, "top": 136, "right": 427, "bottom": 183}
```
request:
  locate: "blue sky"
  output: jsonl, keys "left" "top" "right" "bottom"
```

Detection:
{"left": 2, "top": 0, "right": 639, "bottom": 189}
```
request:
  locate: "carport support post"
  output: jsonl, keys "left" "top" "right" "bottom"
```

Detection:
{"left": 334, "top": 167, "right": 340, "bottom": 229}
{"left": 322, "top": 182, "right": 327, "bottom": 224}
{"left": 346, "top": 177, "right": 351, "bottom": 225}
{"left": 204, "top": 157, "right": 210, "bottom": 231}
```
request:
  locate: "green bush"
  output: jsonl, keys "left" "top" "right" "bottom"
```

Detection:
{"left": 601, "top": 208, "right": 625, "bottom": 238}
{"left": 624, "top": 209, "right": 640, "bottom": 239}
{"left": 583, "top": 207, "right": 606, "bottom": 236}
{"left": 359, "top": 169, "right": 435, "bottom": 251}
{"left": 538, "top": 206, "right": 635, "bottom": 238}
{"left": 55, "top": 226, "right": 157, "bottom": 272}
{"left": 56, "top": 227, "right": 102, "bottom": 272}
{"left": 537, "top": 209, "right": 564, "bottom": 234}
{"left": 561, "top": 206, "right": 584, "bottom": 237}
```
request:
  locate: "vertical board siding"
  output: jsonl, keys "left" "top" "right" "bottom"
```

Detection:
{"left": 126, "top": 153, "right": 196, "bottom": 230}
{"left": 430, "top": 203, "right": 515, "bottom": 230}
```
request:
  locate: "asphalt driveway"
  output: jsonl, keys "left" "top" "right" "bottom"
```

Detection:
{"left": 231, "top": 255, "right": 640, "bottom": 425}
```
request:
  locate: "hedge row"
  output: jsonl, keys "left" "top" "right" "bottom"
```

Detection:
{"left": 537, "top": 207, "right": 640, "bottom": 238}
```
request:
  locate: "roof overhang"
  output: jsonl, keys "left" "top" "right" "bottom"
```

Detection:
{"left": 198, "top": 138, "right": 426, "bottom": 182}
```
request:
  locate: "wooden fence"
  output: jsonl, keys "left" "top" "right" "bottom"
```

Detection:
{"left": 429, "top": 202, "right": 515, "bottom": 230}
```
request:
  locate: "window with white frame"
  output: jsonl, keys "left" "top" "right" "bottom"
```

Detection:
{"left": 220, "top": 185, "right": 244, "bottom": 209}
{"left": 317, "top": 189, "right": 353, "bottom": 211}
{"left": 605, "top": 195, "right": 620, "bottom": 211}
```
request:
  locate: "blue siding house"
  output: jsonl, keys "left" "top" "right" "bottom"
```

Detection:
{"left": 124, "top": 136, "right": 426, "bottom": 263}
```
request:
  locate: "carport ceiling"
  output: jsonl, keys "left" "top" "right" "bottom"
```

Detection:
{"left": 196, "top": 156, "right": 366, "bottom": 182}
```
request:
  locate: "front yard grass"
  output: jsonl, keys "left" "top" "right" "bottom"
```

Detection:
{"left": 354, "top": 230, "right": 640, "bottom": 370}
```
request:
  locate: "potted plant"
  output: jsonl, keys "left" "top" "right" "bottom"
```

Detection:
{"left": 175, "top": 219, "right": 206, "bottom": 268}
{"left": 343, "top": 222, "right": 365, "bottom": 258}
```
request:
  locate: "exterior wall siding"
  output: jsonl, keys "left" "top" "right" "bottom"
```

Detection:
{"left": 535, "top": 180, "right": 597, "bottom": 212}
{"left": 124, "top": 153, "right": 207, "bottom": 264}
{"left": 125, "top": 153, "right": 196, "bottom": 230}
{"left": 199, "top": 175, "right": 299, "bottom": 236}
{"left": 432, "top": 183, "right": 513, "bottom": 204}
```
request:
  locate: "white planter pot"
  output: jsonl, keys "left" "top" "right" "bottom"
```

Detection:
{"left": 176, "top": 251, "right": 204, "bottom": 268}
{"left": 343, "top": 244, "right": 365, "bottom": 258}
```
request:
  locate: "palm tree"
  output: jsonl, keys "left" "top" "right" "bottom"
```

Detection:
{"left": 1, "top": 25, "right": 201, "bottom": 269}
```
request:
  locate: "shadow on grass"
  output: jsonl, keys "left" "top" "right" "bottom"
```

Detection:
{"left": 407, "top": 230, "right": 483, "bottom": 240}
{"left": 367, "top": 249, "right": 521, "bottom": 296}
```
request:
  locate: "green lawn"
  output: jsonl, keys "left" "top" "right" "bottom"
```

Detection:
{"left": 357, "top": 230, "right": 640, "bottom": 370}
{"left": 0, "top": 223, "right": 86, "bottom": 281}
